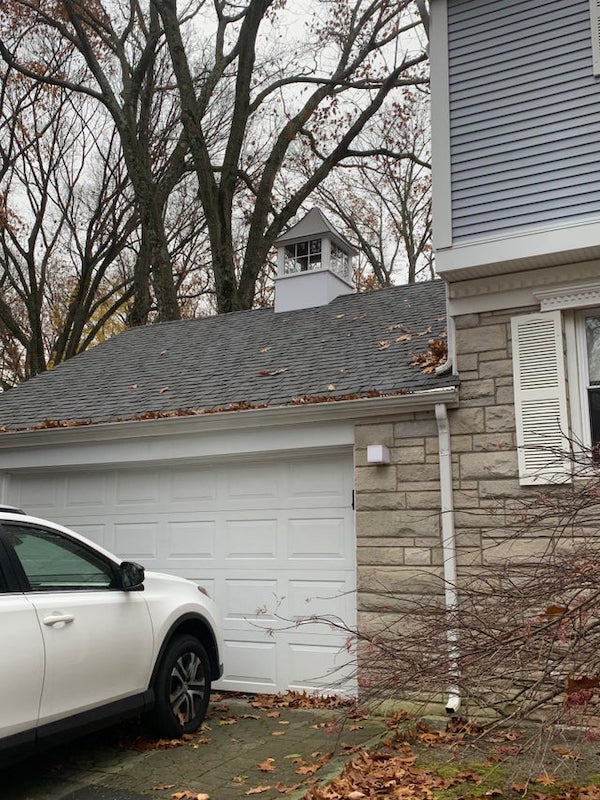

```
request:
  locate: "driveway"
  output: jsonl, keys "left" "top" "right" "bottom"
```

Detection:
{"left": 2, "top": 695, "right": 386, "bottom": 800}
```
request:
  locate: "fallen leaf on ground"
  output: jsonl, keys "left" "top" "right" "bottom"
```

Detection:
{"left": 245, "top": 786, "right": 271, "bottom": 795}
{"left": 258, "top": 758, "right": 276, "bottom": 772}
{"left": 535, "top": 775, "right": 557, "bottom": 786}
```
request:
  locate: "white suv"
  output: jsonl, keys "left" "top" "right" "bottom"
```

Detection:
{"left": 0, "top": 507, "right": 223, "bottom": 762}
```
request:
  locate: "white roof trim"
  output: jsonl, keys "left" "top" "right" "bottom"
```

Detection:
{"left": 535, "top": 281, "right": 600, "bottom": 311}
{"left": 0, "top": 387, "right": 459, "bottom": 448}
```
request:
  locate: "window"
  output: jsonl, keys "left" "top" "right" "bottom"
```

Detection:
{"left": 4, "top": 525, "right": 116, "bottom": 591}
{"left": 579, "top": 311, "right": 600, "bottom": 456}
{"left": 331, "top": 244, "right": 351, "bottom": 281}
{"left": 284, "top": 239, "right": 322, "bottom": 273}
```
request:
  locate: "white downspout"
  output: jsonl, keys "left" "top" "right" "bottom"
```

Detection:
{"left": 435, "top": 403, "right": 461, "bottom": 714}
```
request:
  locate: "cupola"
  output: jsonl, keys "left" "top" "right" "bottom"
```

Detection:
{"left": 274, "top": 208, "right": 357, "bottom": 313}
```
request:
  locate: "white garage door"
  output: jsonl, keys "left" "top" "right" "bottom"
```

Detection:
{"left": 8, "top": 452, "right": 356, "bottom": 695}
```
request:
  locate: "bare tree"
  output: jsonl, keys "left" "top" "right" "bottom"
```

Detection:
{"left": 0, "top": 68, "right": 137, "bottom": 383}
{"left": 314, "top": 88, "right": 433, "bottom": 287}
{"left": 153, "top": 0, "right": 429, "bottom": 311}
{"left": 0, "top": 0, "right": 192, "bottom": 324}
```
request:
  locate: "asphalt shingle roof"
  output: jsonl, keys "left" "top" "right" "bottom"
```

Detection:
{"left": 0, "top": 281, "right": 457, "bottom": 431}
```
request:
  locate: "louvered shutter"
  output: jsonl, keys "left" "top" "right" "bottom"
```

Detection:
{"left": 512, "top": 312, "right": 571, "bottom": 485}
{"left": 591, "top": 0, "right": 600, "bottom": 76}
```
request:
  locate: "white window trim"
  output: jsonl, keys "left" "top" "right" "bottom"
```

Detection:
{"left": 535, "top": 281, "right": 600, "bottom": 311}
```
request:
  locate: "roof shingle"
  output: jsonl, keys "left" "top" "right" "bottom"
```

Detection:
{"left": 0, "top": 281, "right": 457, "bottom": 430}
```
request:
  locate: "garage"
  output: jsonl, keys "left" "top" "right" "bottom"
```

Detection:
{"left": 7, "top": 450, "right": 356, "bottom": 696}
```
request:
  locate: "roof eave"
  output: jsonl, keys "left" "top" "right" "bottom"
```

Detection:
{"left": 0, "top": 386, "right": 459, "bottom": 448}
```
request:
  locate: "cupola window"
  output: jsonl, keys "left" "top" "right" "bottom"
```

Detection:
{"left": 284, "top": 239, "right": 322, "bottom": 273}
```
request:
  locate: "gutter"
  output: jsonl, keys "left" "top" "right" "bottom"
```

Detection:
{"left": 435, "top": 402, "right": 461, "bottom": 715}
{"left": 0, "top": 387, "right": 460, "bottom": 448}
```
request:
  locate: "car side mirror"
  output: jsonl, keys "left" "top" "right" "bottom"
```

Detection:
{"left": 118, "top": 561, "right": 145, "bottom": 591}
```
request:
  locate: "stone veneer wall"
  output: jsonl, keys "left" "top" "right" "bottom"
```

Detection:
{"left": 354, "top": 305, "right": 544, "bottom": 637}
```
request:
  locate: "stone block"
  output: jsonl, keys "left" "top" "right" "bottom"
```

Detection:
{"left": 394, "top": 418, "right": 437, "bottom": 438}
{"left": 455, "top": 324, "right": 507, "bottom": 354}
{"left": 406, "top": 490, "right": 441, "bottom": 510}
{"left": 460, "top": 378, "right": 495, "bottom": 401}
{"left": 496, "top": 386, "right": 515, "bottom": 404}
{"left": 448, "top": 434, "right": 474, "bottom": 453}
{"left": 396, "top": 509, "right": 440, "bottom": 538}
{"left": 355, "top": 464, "right": 397, "bottom": 492}
{"left": 357, "top": 546, "right": 405, "bottom": 567}
{"left": 404, "top": 547, "right": 432, "bottom": 566}
{"left": 456, "top": 353, "right": 478, "bottom": 371}
{"left": 356, "top": 509, "right": 405, "bottom": 538}
{"left": 448, "top": 407, "right": 485, "bottom": 434}
{"left": 460, "top": 451, "right": 518, "bottom": 480}
{"left": 479, "top": 359, "right": 513, "bottom": 379}
{"left": 396, "top": 463, "right": 440, "bottom": 483}
{"left": 456, "top": 547, "right": 482, "bottom": 567}
{"left": 357, "top": 565, "right": 443, "bottom": 595}
{"left": 484, "top": 405, "right": 516, "bottom": 433}
{"left": 354, "top": 422, "right": 395, "bottom": 446}
{"left": 391, "top": 445, "right": 426, "bottom": 464}
{"left": 453, "top": 489, "right": 481, "bottom": 509}
{"left": 454, "top": 313, "right": 480, "bottom": 330}
{"left": 472, "top": 433, "right": 515, "bottom": 452}
{"left": 356, "top": 492, "right": 406, "bottom": 511}
{"left": 478, "top": 479, "right": 523, "bottom": 499}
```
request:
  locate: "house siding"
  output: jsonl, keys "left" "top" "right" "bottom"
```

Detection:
{"left": 354, "top": 307, "right": 545, "bottom": 627}
{"left": 448, "top": 0, "right": 600, "bottom": 241}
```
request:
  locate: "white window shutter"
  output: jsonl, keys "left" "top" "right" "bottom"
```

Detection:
{"left": 590, "top": 0, "right": 600, "bottom": 76}
{"left": 512, "top": 311, "right": 571, "bottom": 485}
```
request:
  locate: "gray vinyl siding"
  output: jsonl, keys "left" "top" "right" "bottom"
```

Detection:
{"left": 448, "top": 0, "right": 600, "bottom": 241}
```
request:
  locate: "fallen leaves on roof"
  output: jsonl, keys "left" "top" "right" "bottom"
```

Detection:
{"left": 8, "top": 390, "right": 416, "bottom": 434}
{"left": 409, "top": 339, "right": 448, "bottom": 374}
{"left": 258, "top": 368, "right": 288, "bottom": 376}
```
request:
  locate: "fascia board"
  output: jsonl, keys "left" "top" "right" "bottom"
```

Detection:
{"left": 0, "top": 387, "right": 459, "bottom": 451}
{"left": 435, "top": 216, "right": 600, "bottom": 280}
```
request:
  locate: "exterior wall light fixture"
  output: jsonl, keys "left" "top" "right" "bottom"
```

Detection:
{"left": 366, "top": 445, "right": 391, "bottom": 465}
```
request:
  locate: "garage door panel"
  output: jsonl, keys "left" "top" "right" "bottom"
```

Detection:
{"left": 223, "top": 578, "right": 279, "bottom": 623}
{"left": 288, "top": 579, "right": 351, "bottom": 622}
{"left": 221, "top": 639, "right": 277, "bottom": 691}
{"left": 15, "top": 474, "right": 63, "bottom": 512}
{"left": 225, "top": 519, "right": 279, "bottom": 559}
{"left": 114, "top": 521, "right": 158, "bottom": 560}
{"left": 65, "top": 473, "right": 108, "bottom": 507}
{"left": 286, "top": 641, "right": 355, "bottom": 694}
{"left": 168, "top": 467, "right": 217, "bottom": 503}
{"left": 288, "top": 517, "right": 347, "bottom": 561}
{"left": 225, "top": 466, "right": 280, "bottom": 501}
{"left": 116, "top": 471, "right": 161, "bottom": 506}
{"left": 167, "top": 520, "right": 215, "bottom": 559}
{"left": 288, "top": 461, "right": 348, "bottom": 501}
{"left": 72, "top": 523, "right": 109, "bottom": 550}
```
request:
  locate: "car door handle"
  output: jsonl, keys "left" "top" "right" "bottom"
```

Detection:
{"left": 43, "top": 613, "right": 75, "bottom": 626}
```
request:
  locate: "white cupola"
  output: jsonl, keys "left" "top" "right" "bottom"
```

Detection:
{"left": 273, "top": 208, "right": 357, "bottom": 313}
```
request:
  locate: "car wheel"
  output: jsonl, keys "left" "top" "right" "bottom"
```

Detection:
{"left": 150, "top": 635, "right": 211, "bottom": 737}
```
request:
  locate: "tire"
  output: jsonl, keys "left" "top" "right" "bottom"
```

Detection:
{"left": 150, "top": 635, "right": 211, "bottom": 737}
